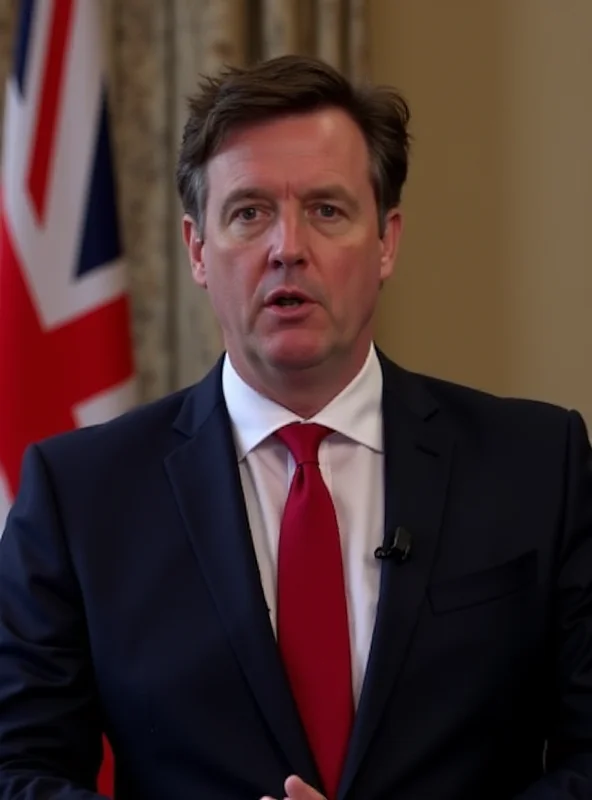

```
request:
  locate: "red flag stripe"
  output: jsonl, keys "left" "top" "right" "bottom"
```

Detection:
{"left": 27, "top": 0, "right": 74, "bottom": 222}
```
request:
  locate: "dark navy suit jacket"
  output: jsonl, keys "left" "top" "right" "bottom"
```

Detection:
{"left": 1, "top": 352, "right": 592, "bottom": 799}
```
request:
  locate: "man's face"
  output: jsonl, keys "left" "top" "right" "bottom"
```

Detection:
{"left": 183, "top": 108, "right": 401, "bottom": 391}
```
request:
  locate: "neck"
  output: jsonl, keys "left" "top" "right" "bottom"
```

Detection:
{"left": 228, "top": 348, "right": 371, "bottom": 419}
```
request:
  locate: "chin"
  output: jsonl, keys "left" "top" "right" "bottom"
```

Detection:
{"left": 262, "top": 339, "right": 329, "bottom": 373}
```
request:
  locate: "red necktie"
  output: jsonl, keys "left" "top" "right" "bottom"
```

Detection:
{"left": 276, "top": 423, "right": 353, "bottom": 800}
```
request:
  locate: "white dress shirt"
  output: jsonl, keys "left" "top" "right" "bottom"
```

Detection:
{"left": 222, "top": 345, "right": 385, "bottom": 705}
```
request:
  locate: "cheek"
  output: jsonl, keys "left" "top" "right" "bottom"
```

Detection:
{"left": 323, "top": 241, "right": 382, "bottom": 299}
{"left": 202, "top": 245, "right": 264, "bottom": 308}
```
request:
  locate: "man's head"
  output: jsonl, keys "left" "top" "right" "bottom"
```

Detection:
{"left": 177, "top": 55, "right": 410, "bottom": 239}
{"left": 177, "top": 55, "right": 411, "bottom": 415}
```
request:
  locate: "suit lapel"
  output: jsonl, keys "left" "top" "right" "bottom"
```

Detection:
{"left": 164, "top": 363, "right": 319, "bottom": 787}
{"left": 339, "top": 357, "right": 455, "bottom": 799}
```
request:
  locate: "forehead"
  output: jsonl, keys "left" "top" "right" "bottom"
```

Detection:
{"left": 206, "top": 108, "right": 372, "bottom": 197}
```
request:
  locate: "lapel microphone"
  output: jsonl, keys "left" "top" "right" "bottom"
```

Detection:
{"left": 374, "top": 526, "right": 413, "bottom": 564}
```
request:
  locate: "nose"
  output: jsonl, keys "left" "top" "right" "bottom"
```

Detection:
{"left": 269, "top": 209, "right": 308, "bottom": 269}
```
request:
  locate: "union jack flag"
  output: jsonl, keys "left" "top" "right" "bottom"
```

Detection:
{"left": 0, "top": 0, "right": 136, "bottom": 792}
{"left": 0, "top": 0, "right": 136, "bottom": 525}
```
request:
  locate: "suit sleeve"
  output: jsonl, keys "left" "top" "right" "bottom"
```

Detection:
{"left": 515, "top": 410, "right": 592, "bottom": 799}
{"left": 0, "top": 445, "right": 106, "bottom": 799}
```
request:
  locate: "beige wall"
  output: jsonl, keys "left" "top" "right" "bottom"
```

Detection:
{"left": 370, "top": 0, "right": 592, "bottom": 426}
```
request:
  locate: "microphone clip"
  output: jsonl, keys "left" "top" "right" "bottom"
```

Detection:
{"left": 374, "top": 526, "right": 413, "bottom": 564}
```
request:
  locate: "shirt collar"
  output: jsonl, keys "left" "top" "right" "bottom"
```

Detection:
{"left": 222, "top": 344, "right": 384, "bottom": 461}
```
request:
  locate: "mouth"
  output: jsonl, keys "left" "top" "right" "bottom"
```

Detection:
{"left": 262, "top": 288, "right": 318, "bottom": 322}
{"left": 264, "top": 289, "right": 314, "bottom": 309}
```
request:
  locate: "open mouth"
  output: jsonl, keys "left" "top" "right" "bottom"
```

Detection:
{"left": 273, "top": 297, "right": 305, "bottom": 307}
{"left": 264, "top": 288, "right": 314, "bottom": 315}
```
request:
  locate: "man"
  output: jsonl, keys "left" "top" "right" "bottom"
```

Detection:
{"left": 0, "top": 55, "right": 591, "bottom": 800}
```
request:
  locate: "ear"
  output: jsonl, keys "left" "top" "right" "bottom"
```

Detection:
{"left": 379, "top": 208, "right": 403, "bottom": 282}
{"left": 182, "top": 214, "right": 207, "bottom": 288}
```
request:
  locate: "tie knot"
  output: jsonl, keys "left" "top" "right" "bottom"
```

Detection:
{"left": 275, "top": 422, "right": 333, "bottom": 465}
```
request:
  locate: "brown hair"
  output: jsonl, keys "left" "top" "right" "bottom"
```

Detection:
{"left": 176, "top": 54, "right": 411, "bottom": 237}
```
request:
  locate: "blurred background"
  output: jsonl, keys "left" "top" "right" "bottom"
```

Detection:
{"left": 1, "top": 0, "right": 591, "bottom": 421}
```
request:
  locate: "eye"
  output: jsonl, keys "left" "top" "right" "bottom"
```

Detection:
{"left": 235, "top": 207, "right": 259, "bottom": 222}
{"left": 314, "top": 204, "right": 343, "bottom": 219}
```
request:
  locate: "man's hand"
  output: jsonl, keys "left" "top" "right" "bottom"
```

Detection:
{"left": 261, "top": 774, "right": 326, "bottom": 800}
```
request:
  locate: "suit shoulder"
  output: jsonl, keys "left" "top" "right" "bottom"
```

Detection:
{"left": 425, "top": 372, "right": 567, "bottom": 415}
{"left": 36, "top": 385, "right": 193, "bottom": 464}
{"left": 414, "top": 370, "right": 580, "bottom": 443}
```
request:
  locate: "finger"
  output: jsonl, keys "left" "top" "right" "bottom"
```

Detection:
{"left": 284, "top": 774, "right": 326, "bottom": 799}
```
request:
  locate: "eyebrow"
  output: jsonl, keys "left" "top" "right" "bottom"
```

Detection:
{"left": 299, "top": 185, "right": 360, "bottom": 212}
{"left": 220, "top": 188, "right": 274, "bottom": 223}
{"left": 219, "top": 184, "right": 360, "bottom": 222}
